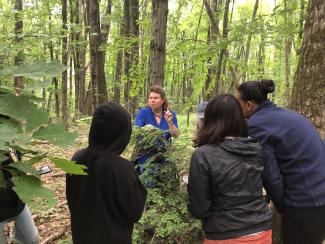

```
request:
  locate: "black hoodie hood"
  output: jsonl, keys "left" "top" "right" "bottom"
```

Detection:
{"left": 219, "top": 137, "right": 261, "bottom": 156}
{"left": 88, "top": 102, "right": 131, "bottom": 155}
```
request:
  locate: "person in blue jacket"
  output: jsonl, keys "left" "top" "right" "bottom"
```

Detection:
{"left": 134, "top": 85, "right": 179, "bottom": 188}
{"left": 236, "top": 79, "right": 325, "bottom": 244}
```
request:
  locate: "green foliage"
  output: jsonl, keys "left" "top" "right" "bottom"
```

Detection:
{"left": 0, "top": 61, "right": 85, "bottom": 207}
{"left": 33, "top": 122, "right": 78, "bottom": 147}
{"left": 49, "top": 157, "right": 87, "bottom": 175}
{"left": 0, "top": 93, "right": 49, "bottom": 132}
{"left": 130, "top": 124, "right": 202, "bottom": 243}
{"left": 10, "top": 169, "right": 57, "bottom": 208}
{"left": 0, "top": 60, "right": 66, "bottom": 81}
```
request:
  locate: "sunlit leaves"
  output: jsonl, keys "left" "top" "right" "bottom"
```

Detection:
{"left": 33, "top": 122, "right": 78, "bottom": 147}
{"left": 49, "top": 157, "right": 87, "bottom": 175}
{"left": 11, "top": 170, "right": 57, "bottom": 208}
{"left": 0, "top": 60, "right": 67, "bottom": 80}
{"left": 0, "top": 94, "right": 49, "bottom": 132}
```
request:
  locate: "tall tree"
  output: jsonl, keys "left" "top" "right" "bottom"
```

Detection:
{"left": 14, "top": 0, "right": 23, "bottom": 95}
{"left": 290, "top": 0, "right": 325, "bottom": 138}
{"left": 73, "top": 0, "right": 87, "bottom": 118}
{"left": 284, "top": 0, "right": 293, "bottom": 101}
{"left": 86, "top": 0, "right": 108, "bottom": 112}
{"left": 123, "top": 0, "right": 131, "bottom": 112}
{"left": 129, "top": 0, "right": 140, "bottom": 118}
{"left": 242, "top": 0, "right": 259, "bottom": 82}
{"left": 213, "top": 0, "right": 231, "bottom": 95}
{"left": 203, "top": 0, "right": 220, "bottom": 99}
{"left": 148, "top": 0, "right": 168, "bottom": 86}
{"left": 61, "top": 0, "right": 69, "bottom": 122}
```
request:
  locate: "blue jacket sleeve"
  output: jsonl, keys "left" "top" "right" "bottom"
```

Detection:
{"left": 135, "top": 109, "right": 145, "bottom": 127}
{"left": 249, "top": 126, "right": 284, "bottom": 213}
{"left": 187, "top": 150, "right": 211, "bottom": 219}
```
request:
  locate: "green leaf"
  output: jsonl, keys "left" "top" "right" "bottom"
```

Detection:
{"left": 9, "top": 162, "right": 40, "bottom": 178}
{"left": 0, "top": 150, "right": 8, "bottom": 162}
{"left": 0, "top": 60, "right": 67, "bottom": 80}
{"left": 33, "top": 122, "right": 77, "bottom": 147}
{"left": 7, "top": 143, "right": 38, "bottom": 155}
{"left": 11, "top": 171, "right": 56, "bottom": 207}
{"left": 0, "top": 124, "right": 20, "bottom": 150}
{"left": 24, "top": 79, "right": 52, "bottom": 90}
{"left": 24, "top": 154, "right": 47, "bottom": 166}
{"left": 0, "top": 86, "right": 15, "bottom": 95}
{"left": 49, "top": 157, "right": 87, "bottom": 175}
{"left": 0, "top": 117, "right": 21, "bottom": 131}
{"left": 0, "top": 94, "right": 49, "bottom": 132}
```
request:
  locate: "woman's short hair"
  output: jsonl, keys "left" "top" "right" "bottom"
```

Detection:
{"left": 148, "top": 85, "right": 169, "bottom": 111}
{"left": 238, "top": 79, "right": 275, "bottom": 104}
{"left": 194, "top": 94, "right": 248, "bottom": 147}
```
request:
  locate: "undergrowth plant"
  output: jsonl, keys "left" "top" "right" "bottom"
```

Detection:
{"left": 130, "top": 125, "right": 203, "bottom": 243}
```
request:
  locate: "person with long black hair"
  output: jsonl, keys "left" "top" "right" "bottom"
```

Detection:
{"left": 236, "top": 80, "right": 325, "bottom": 244}
{"left": 188, "top": 95, "right": 272, "bottom": 244}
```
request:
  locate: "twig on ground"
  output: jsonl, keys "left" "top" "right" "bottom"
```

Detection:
{"left": 40, "top": 225, "right": 70, "bottom": 244}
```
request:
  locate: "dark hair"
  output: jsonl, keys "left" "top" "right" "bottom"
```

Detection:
{"left": 148, "top": 85, "right": 169, "bottom": 111}
{"left": 194, "top": 94, "right": 248, "bottom": 146}
{"left": 238, "top": 79, "right": 275, "bottom": 104}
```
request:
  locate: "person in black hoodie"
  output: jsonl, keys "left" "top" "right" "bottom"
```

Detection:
{"left": 187, "top": 95, "right": 272, "bottom": 244}
{"left": 66, "top": 102, "right": 147, "bottom": 244}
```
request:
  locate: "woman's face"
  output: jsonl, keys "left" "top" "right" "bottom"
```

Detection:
{"left": 148, "top": 92, "right": 164, "bottom": 111}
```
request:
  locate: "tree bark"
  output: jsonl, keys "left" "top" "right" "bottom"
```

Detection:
{"left": 213, "top": 0, "right": 231, "bottom": 96}
{"left": 61, "top": 0, "right": 68, "bottom": 123}
{"left": 76, "top": 0, "right": 88, "bottom": 116}
{"left": 123, "top": 0, "right": 131, "bottom": 112}
{"left": 14, "top": 0, "right": 24, "bottom": 95}
{"left": 284, "top": 0, "right": 293, "bottom": 103}
{"left": 290, "top": 0, "right": 325, "bottom": 139}
{"left": 242, "top": 0, "right": 259, "bottom": 82}
{"left": 148, "top": 0, "right": 168, "bottom": 86}
{"left": 113, "top": 47, "right": 123, "bottom": 103}
{"left": 129, "top": 0, "right": 140, "bottom": 118}
{"left": 86, "top": 0, "right": 108, "bottom": 112}
{"left": 203, "top": 0, "right": 219, "bottom": 99}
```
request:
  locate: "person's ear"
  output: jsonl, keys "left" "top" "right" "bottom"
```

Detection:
{"left": 247, "top": 101, "right": 257, "bottom": 113}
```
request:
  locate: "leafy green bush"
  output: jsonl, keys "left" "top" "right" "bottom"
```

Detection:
{"left": 130, "top": 123, "right": 203, "bottom": 243}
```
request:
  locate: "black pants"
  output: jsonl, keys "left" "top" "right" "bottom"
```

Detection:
{"left": 282, "top": 205, "right": 325, "bottom": 244}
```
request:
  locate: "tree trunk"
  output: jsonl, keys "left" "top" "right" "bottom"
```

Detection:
{"left": 258, "top": 33, "right": 265, "bottom": 79}
{"left": 97, "top": 0, "right": 112, "bottom": 103}
{"left": 61, "top": 0, "right": 68, "bottom": 123}
{"left": 123, "top": 0, "right": 131, "bottom": 112}
{"left": 242, "top": 0, "right": 259, "bottom": 82}
{"left": 290, "top": 0, "right": 325, "bottom": 139}
{"left": 148, "top": 0, "right": 168, "bottom": 86}
{"left": 213, "top": 0, "right": 231, "bottom": 96}
{"left": 113, "top": 48, "right": 123, "bottom": 103}
{"left": 203, "top": 0, "right": 219, "bottom": 99}
{"left": 14, "top": 0, "right": 23, "bottom": 95}
{"left": 129, "top": 0, "right": 140, "bottom": 118}
{"left": 86, "top": 0, "right": 108, "bottom": 111}
{"left": 284, "top": 0, "right": 293, "bottom": 103}
{"left": 75, "top": 0, "right": 87, "bottom": 116}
